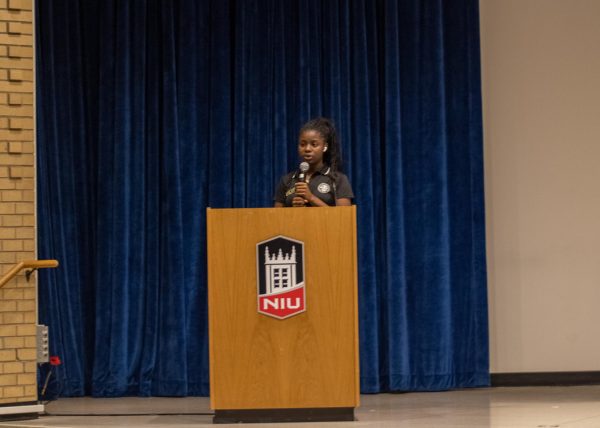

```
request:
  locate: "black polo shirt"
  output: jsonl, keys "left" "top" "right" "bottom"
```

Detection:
{"left": 273, "top": 165, "right": 354, "bottom": 207}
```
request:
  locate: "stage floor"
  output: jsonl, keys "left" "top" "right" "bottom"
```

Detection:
{"left": 0, "top": 386, "right": 599, "bottom": 427}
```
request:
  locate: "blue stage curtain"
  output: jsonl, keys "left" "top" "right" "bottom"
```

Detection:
{"left": 35, "top": 0, "right": 488, "bottom": 396}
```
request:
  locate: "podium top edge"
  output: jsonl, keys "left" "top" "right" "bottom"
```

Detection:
{"left": 206, "top": 206, "right": 355, "bottom": 211}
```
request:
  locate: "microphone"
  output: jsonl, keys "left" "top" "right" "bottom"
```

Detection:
{"left": 298, "top": 162, "right": 309, "bottom": 183}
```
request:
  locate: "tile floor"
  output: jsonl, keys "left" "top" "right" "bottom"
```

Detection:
{"left": 0, "top": 386, "right": 598, "bottom": 427}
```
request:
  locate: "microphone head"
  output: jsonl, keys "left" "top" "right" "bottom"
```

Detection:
{"left": 299, "top": 162, "right": 309, "bottom": 173}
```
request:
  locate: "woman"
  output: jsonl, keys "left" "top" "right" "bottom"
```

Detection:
{"left": 274, "top": 117, "right": 353, "bottom": 207}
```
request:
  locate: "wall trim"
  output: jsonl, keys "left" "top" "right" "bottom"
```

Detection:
{"left": 491, "top": 371, "right": 600, "bottom": 387}
{"left": 0, "top": 403, "right": 43, "bottom": 422}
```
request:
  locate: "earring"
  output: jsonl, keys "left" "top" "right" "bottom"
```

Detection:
{"left": 324, "top": 146, "right": 328, "bottom": 152}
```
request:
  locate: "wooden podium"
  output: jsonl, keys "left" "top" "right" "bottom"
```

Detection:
{"left": 207, "top": 206, "right": 359, "bottom": 423}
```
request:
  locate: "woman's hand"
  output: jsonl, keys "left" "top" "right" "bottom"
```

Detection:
{"left": 292, "top": 196, "right": 307, "bottom": 207}
{"left": 294, "top": 182, "right": 314, "bottom": 205}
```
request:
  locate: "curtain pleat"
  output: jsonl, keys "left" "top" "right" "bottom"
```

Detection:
{"left": 36, "top": 0, "right": 488, "bottom": 396}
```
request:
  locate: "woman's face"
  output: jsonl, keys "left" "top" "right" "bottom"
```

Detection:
{"left": 298, "top": 129, "right": 327, "bottom": 168}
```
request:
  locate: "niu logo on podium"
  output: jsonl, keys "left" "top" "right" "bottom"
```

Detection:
{"left": 256, "top": 236, "right": 306, "bottom": 319}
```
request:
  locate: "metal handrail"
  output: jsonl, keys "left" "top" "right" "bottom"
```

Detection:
{"left": 0, "top": 260, "right": 59, "bottom": 288}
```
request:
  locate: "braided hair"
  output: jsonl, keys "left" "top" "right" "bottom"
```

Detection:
{"left": 299, "top": 117, "right": 343, "bottom": 173}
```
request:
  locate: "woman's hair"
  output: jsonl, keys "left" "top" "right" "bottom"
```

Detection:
{"left": 300, "top": 117, "right": 343, "bottom": 172}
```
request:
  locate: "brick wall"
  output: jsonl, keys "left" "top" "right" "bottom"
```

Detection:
{"left": 0, "top": 0, "right": 38, "bottom": 404}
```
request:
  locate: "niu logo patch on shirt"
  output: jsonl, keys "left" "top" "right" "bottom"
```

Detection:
{"left": 256, "top": 236, "right": 306, "bottom": 319}
{"left": 317, "top": 182, "right": 331, "bottom": 193}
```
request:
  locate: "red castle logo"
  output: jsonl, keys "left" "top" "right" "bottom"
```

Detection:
{"left": 256, "top": 236, "right": 306, "bottom": 319}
